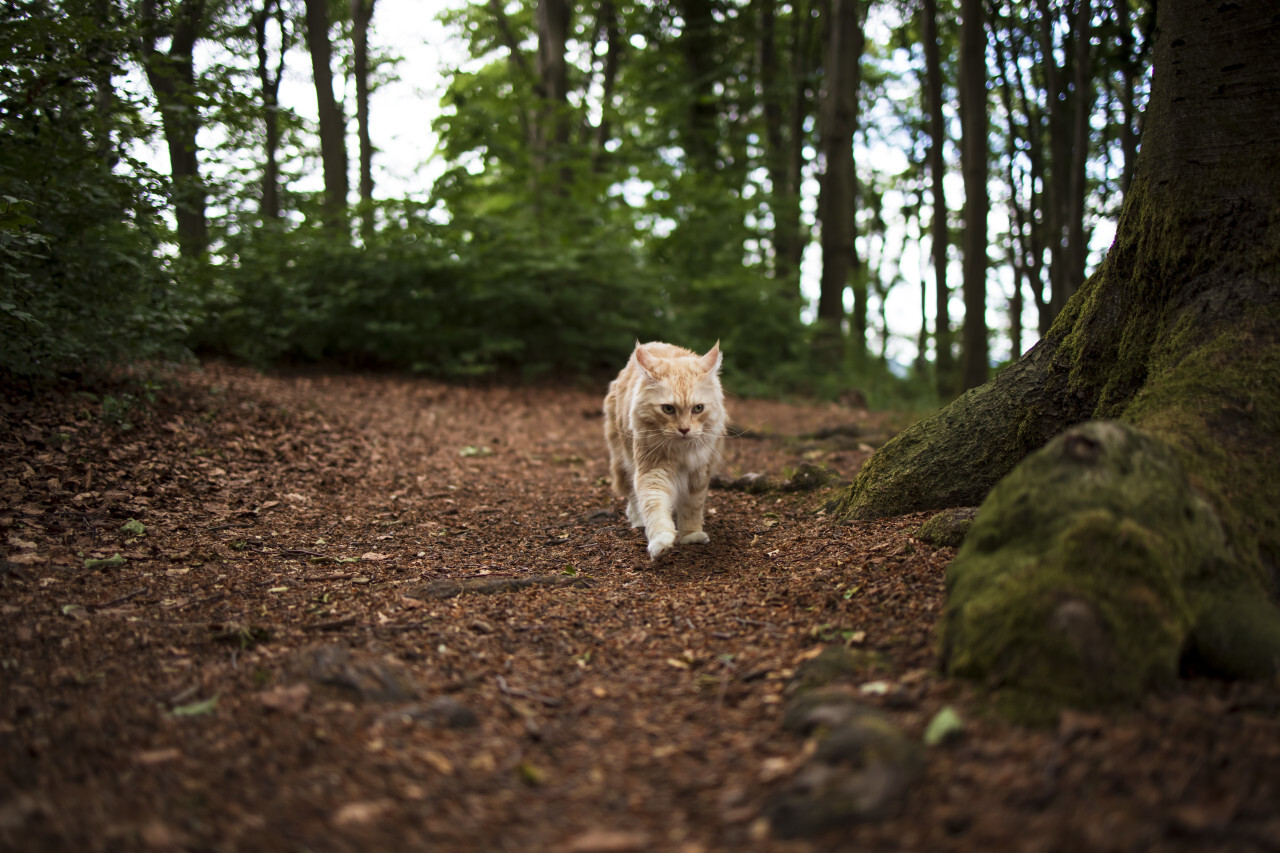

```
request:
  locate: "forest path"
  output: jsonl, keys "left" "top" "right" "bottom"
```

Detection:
{"left": 2, "top": 364, "right": 1277, "bottom": 852}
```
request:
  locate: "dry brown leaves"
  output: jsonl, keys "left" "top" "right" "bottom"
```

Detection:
{"left": 2, "top": 363, "right": 1278, "bottom": 852}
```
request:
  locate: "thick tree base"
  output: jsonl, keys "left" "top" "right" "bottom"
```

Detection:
{"left": 940, "top": 421, "right": 1280, "bottom": 723}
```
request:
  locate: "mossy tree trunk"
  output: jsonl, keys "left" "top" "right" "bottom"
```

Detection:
{"left": 835, "top": 0, "right": 1280, "bottom": 710}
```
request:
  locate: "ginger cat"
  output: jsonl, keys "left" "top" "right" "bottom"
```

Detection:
{"left": 603, "top": 341, "right": 727, "bottom": 560}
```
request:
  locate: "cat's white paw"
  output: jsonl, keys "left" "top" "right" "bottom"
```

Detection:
{"left": 679, "top": 531, "right": 710, "bottom": 546}
{"left": 647, "top": 531, "right": 676, "bottom": 560}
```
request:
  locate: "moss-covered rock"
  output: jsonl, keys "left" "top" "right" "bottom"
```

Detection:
{"left": 916, "top": 507, "right": 979, "bottom": 548}
{"left": 941, "top": 421, "right": 1280, "bottom": 721}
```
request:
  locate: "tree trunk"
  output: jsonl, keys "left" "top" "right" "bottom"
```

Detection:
{"left": 1063, "top": 0, "right": 1093, "bottom": 304}
{"left": 678, "top": 0, "right": 719, "bottom": 175}
{"left": 922, "top": 0, "right": 953, "bottom": 395}
{"left": 759, "top": 0, "right": 796, "bottom": 297}
{"left": 139, "top": 0, "right": 208, "bottom": 260}
{"left": 815, "top": 0, "right": 864, "bottom": 365}
{"left": 304, "top": 0, "right": 348, "bottom": 230}
{"left": 254, "top": 0, "right": 287, "bottom": 224}
{"left": 836, "top": 0, "right": 1280, "bottom": 709}
{"left": 958, "top": 0, "right": 988, "bottom": 390}
{"left": 535, "top": 0, "right": 572, "bottom": 193}
{"left": 786, "top": 1, "right": 822, "bottom": 295}
{"left": 587, "top": 0, "right": 620, "bottom": 174}
{"left": 352, "top": 0, "right": 376, "bottom": 239}
{"left": 90, "top": 0, "right": 116, "bottom": 164}
{"left": 1114, "top": 0, "right": 1151, "bottom": 195}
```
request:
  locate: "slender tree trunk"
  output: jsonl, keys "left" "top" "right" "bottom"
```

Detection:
{"left": 679, "top": 0, "right": 719, "bottom": 175}
{"left": 991, "top": 23, "right": 1030, "bottom": 360}
{"left": 351, "top": 0, "right": 376, "bottom": 239}
{"left": 785, "top": 0, "right": 822, "bottom": 300}
{"left": 923, "top": 0, "right": 953, "bottom": 394}
{"left": 759, "top": 0, "right": 796, "bottom": 296}
{"left": 89, "top": 0, "right": 116, "bottom": 163}
{"left": 995, "top": 2, "right": 1053, "bottom": 335}
{"left": 815, "top": 0, "right": 865, "bottom": 366}
{"left": 588, "top": 0, "right": 621, "bottom": 173}
{"left": 535, "top": 0, "right": 571, "bottom": 193}
{"left": 1115, "top": 0, "right": 1152, "bottom": 195}
{"left": 304, "top": 0, "right": 348, "bottom": 230}
{"left": 1063, "top": 0, "right": 1093, "bottom": 304}
{"left": 959, "top": 0, "right": 988, "bottom": 390}
{"left": 139, "top": 0, "right": 208, "bottom": 260}
{"left": 254, "top": 0, "right": 287, "bottom": 224}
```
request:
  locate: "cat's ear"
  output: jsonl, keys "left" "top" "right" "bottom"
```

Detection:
{"left": 699, "top": 341, "right": 722, "bottom": 375}
{"left": 633, "top": 341, "right": 658, "bottom": 377}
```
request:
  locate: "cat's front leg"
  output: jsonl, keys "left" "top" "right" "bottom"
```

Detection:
{"left": 626, "top": 497, "right": 644, "bottom": 529}
{"left": 676, "top": 466, "right": 711, "bottom": 546}
{"left": 634, "top": 470, "right": 677, "bottom": 560}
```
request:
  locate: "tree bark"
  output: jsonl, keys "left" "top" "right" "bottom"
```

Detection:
{"left": 139, "top": 0, "right": 208, "bottom": 260}
{"left": 815, "top": 0, "right": 865, "bottom": 365}
{"left": 535, "top": 0, "right": 571, "bottom": 193}
{"left": 678, "top": 0, "right": 719, "bottom": 175}
{"left": 1063, "top": 0, "right": 1093, "bottom": 306}
{"left": 922, "top": 0, "right": 953, "bottom": 395}
{"left": 352, "top": 0, "right": 376, "bottom": 239}
{"left": 587, "top": 0, "right": 620, "bottom": 174}
{"left": 836, "top": 0, "right": 1280, "bottom": 705}
{"left": 253, "top": 0, "right": 288, "bottom": 224}
{"left": 304, "top": 0, "right": 348, "bottom": 230}
{"left": 759, "top": 0, "right": 795, "bottom": 296}
{"left": 958, "top": 0, "right": 988, "bottom": 390}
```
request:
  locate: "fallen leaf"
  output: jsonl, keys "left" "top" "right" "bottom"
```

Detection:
{"left": 83, "top": 553, "right": 125, "bottom": 569}
{"left": 135, "top": 748, "right": 182, "bottom": 765}
{"left": 332, "top": 799, "right": 393, "bottom": 828}
{"left": 924, "top": 706, "right": 965, "bottom": 746}
{"left": 258, "top": 683, "right": 311, "bottom": 715}
{"left": 169, "top": 696, "right": 219, "bottom": 717}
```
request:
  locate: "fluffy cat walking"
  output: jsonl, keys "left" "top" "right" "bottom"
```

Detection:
{"left": 603, "top": 341, "right": 727, "bottom": 560}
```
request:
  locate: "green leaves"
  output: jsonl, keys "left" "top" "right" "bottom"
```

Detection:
{"left": 84, "top": 554, "right": 127, "bottom": 570}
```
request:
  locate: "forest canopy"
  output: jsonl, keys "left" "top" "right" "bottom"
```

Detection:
{"left": 1, "top": 0, "right": 1152, "bottom": 401}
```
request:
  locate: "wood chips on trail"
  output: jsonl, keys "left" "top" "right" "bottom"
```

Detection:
{"left": 2, "top": 364, "right": 1279, "bottom": 852}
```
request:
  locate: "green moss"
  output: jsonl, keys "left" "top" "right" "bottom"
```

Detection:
{"left": 1126, "top": 306, "right": 1280, "bottom": 588}
{"left": 834, "top": 374, "right": 1034, "bottom": 519}
{"left": 916, "top": 507, "right": 978, "bottom": 548}
{"left": 941, "top": 422, "right": 1221, "bottom": 715}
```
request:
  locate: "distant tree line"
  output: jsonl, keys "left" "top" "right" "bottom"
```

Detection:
{"left": 1, "top": 0, "right": 1152, "bottom": 402}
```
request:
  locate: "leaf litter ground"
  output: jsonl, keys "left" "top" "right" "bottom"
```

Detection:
{"left": 3, "top": 364, "right": 1280, "bottom": 852}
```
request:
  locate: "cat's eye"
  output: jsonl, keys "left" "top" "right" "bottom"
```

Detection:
{"left": 692, "top": 404, "right": 705, "bottom": 414}
{"left": 661, "top": 404, "right": 676, "bottom": 415}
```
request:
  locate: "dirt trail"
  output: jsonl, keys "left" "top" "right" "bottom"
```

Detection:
{"left": 2, "top": 365, "right": 1278, "bottom": 852}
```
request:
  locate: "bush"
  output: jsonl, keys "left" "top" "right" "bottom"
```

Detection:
{"left": 192, "top": 207, "right": 667, "bottom": 377}
{"left": 0, "top": 3, "right": 187, "bottom": 383}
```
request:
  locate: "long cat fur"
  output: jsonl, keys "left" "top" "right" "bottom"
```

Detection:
{"left": 603, "top": 341, "right": 726, "bottom": 560}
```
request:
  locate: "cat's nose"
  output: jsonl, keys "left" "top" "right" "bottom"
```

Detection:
{"left": 679, "top": 427, "right": 690, "bottom": 435}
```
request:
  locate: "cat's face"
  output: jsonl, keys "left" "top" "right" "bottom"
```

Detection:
{"left": 631, "top": 343, "right": 725, "bottom": 442}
